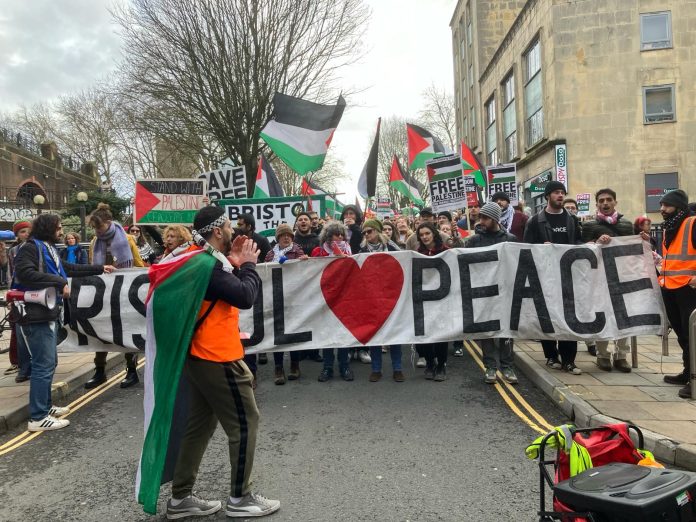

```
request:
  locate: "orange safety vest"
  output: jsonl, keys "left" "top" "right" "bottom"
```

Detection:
{"left": 190, "top": 298, "right": 245, "bottom": 363}
{"left": 659, "top": 216, "right": 696, "bottom": 289}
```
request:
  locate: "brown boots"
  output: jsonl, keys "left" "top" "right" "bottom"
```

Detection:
{"left": 275, "top": 362, "right": 300, "bottom": 385}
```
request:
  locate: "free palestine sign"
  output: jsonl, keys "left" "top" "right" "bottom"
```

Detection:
{"left": 134, "top": 179, "right": 207, "bottom": 225}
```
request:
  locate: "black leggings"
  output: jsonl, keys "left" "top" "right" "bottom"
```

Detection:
{"left": 419, "top": 342, "right": 448, "bottom": 369}
{"left": 273, "top": 351, "right": 301, "bottom": 366}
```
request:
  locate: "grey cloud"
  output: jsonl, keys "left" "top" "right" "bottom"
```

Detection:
{"left": 0, "top": 0, "right": 121, "bottom": 111}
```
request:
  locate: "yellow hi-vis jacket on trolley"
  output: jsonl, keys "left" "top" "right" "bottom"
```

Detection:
{"left": 525, "top": 425, "right": 592, "bottom": 477}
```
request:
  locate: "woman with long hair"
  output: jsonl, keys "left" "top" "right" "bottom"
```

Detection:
{"left": 415, "top": 222, "right": 449, "bottom": 381}
{"left": 127, "top": 225, "right": 156, "bottom": 265}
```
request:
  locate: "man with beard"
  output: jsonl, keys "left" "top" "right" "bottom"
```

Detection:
{"left": 581, "top": 188, "right": 634, "bottom": 372}
{"left": 293, "top": 211, "right": 320, "bottom": 255}
{"left": 657, "top": 190, "right": 696, "bottom": 398}
{"left": 524, "top": 180, "right": 583, "bottom": 375}
{"left": 491, "top": 191, "right": 528, "bottom": 241}
{"left": 465, "top": 203, "right": 519, "bottom": 384}
{"left": 236, "top": 213, "right": 271, "bottom": 264}
{"left": 165, "top": 205, "right": 280, "bottom": 519}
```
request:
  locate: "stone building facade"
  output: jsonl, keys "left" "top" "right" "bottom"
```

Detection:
{"left": 451, "top": 0, "right": 696, "bottom": 221}
{"left": 0, "top": 129, "right": 99, "bottom": 227}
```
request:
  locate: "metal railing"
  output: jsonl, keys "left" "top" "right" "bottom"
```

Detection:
{"left": 1, "top": 126, "right": 84, "bottom": 174}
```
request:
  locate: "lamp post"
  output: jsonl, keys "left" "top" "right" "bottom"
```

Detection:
{"left": 76, "top": 191, "right": 88, "bottom": 240}
{"left": 33, "top": 194, "right": 45, "bottom": 215}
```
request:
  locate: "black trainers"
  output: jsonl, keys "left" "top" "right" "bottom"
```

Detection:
{"left": 317, "top": 369, "right": 333, "bottom": 382}
{"left": 545, "top": 358, "right": 562, "bottom": 370}
{"left": 665, "top": 372, "right": 689, "bottom": 385}
{"left": 340, "top": 368, "right": 354, "bottom": 381}
{"left": 434, "top": 366, "right": 447, "bottom": 382}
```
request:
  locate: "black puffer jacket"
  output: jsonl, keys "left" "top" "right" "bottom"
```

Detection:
{"left": 14, "top": 241, "right": 104, "bottom": 324}
{"left": 581, "top": 214, "right": 634, "bottom": 241}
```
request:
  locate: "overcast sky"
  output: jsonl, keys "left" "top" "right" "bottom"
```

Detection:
{"left": 0, "top": 0, "right": 456, "bottom": 204}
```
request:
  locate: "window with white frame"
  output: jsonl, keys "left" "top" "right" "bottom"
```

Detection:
{"left": 485, "top": 95, "right": 497, "bottom": 166}
{"left": 524, "top": 38, "right": 543, "bottom": 147}
{"left": 502, "top": 72, "right": 517, "bottom": 161}
{"left": 640, "top": 12, "right": 672, "bottom": 50}
{"left": 643, "top": 84, "right": 676, "bottom": 123}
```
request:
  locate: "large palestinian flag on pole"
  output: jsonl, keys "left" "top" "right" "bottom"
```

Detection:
{"left": 407, "top": 123, "right": 446, "bottom": 170}
{"left": 136, "top": 248, "right": 217, "bottom": 515}
{"left": 253, "top": 153, "right": 284, "bottom": 199}
{"left": 389, "top": 155, "right": 424, "bottom": 206}
{"left": 260, "top": 93, "right": 346, "bottom": 176}
{"left": 460, "top": 141, "right": 487, "bottom": 189}
{"left": 357, "top": 118, "right": 381, "bottom": 199}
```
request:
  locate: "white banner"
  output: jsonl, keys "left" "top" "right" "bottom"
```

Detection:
{"left": 197, "top": 166, "right": 248, "bottom": 201}
{"left": 57, "top": 237, "right": 664, "bottom": 354}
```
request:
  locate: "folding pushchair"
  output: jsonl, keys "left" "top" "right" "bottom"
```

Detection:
{"left": 528, "top": 423, "right": 655, "bottom": 522}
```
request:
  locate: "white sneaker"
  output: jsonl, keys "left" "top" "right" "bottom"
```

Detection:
{"left": 358, "top": 350, "right": 372, "bottom": 364}
{"left": 416, "top": 357, "right": 426, "bottom": 368}
{"left": 48, "top": 406, "right": 70, "bottom": 417}
{"left": 226, "top": 492, "right": 280, "bottom": 518}
{"left": 28, "top": 415, "right": 70, "bottom": 432}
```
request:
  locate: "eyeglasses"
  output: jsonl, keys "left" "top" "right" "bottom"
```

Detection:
{"left": 130, "top": 229, "right": 140, "bottom": 233}
{"left": 332, "top": 233, "right": 345, "bottom": 238}
{"left": 362, "top": 229, "right": 375, "bottom": 235}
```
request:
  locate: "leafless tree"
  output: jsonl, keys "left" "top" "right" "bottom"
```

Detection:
{"left": 112, "top": 0, "right": 369, "bottom": 187}
{"left": 418, "top": 84, "right": 456, "bottom": 152}
{"left": 374, "top": 116, "right": 429, "bottom": 208}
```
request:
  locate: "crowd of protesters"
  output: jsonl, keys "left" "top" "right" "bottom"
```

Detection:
{"left": 2, "top": 184, "right": 696, "bottom": 430}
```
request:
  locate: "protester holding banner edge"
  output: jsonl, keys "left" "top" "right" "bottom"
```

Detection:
{"left": 14, "top": 213, "right": 115, "bottom": 432}
{"left": 415, "top": 221, "right": 449, "bottom": 381}
{"left": 465, "top": 202, "right": 520, "bottom": 385}
{"left": 312, "top": 221, "right": 355, "bottom": 382}
{"left": 523, "top": 180, "right": 583, "bottom": 375}
{"left": 581, "top": 188, "right": 634, "bottom": 373}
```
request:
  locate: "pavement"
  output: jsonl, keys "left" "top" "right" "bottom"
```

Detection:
{"left": 2, "top": 327, "right": 696, "bottom": 470}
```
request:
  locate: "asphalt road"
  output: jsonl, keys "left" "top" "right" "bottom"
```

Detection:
{"left": 0, "top": 347, "right": 567, "bottom": 522}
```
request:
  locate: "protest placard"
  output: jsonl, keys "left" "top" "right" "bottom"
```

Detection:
{"left": 218, "top": 195, "right": 326, "bottom": 237}
{"left": 426, "top": 154, "right": 467, "bottom": 212}
{"left": 197, "top": 166, "right": 248, "bottom": 201}
{"left": 576, "top": 193, "right": 592, "bottom": 217}
{"left": 376, "top": 196, "right": 392, "bottom": 218}
{"left": 464, "top": 175, "right": 479, "bottom": 208}
{"left": 134, "top": 179, "right": 206, "bottom": 225}
{"left": 58, "top": 237, "right": 664, "bottom": 354}
{"left": 486, "top": 164, "right": 518, "bottom": 205}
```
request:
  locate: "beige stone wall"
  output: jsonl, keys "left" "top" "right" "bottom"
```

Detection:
{"left": 457, "top": 0, "right": 696, "bottom": 222}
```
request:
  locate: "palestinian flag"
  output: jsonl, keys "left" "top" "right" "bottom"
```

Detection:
{"left": 136, "top": 248, "right": 217, "bottom": 515}
{"left": 260, "top": 93, "right": 346, "bottom": 176}
{"left": 357, "top": 118, "right": 381, "bottom": 199}
{"left": 460, "top": 141, "right": 487, "bottom": 189}
{"left": 389, "top": 155, "right": 424, "bottom": 206}
{"left": 135, "top": 179, "right": 205, "bottom": 225}
{"left": 407, "top": 123, "right": 446, "bottom": 170}
{"left": 426, "top": 154, "right": 463, "bottom": 182}
{"left": 253, "top": 153, "right": 284, "bottom": 199}
{"left": 301, "top": 178, "right": 326, "bottom": 196}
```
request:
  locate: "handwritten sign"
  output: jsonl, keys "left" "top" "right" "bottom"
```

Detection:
{"left": 134, "top": 179, "right": 207, "bottom": 225}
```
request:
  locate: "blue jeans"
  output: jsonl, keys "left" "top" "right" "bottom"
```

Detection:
{"left": 480, "top": 338, "right": 514, "bottom": 370}
{"left": 18, "top": 321, "right": 58, "bottom": 421}
{"left": 369, "top": 345, "right": 402, "bottom": 372}
{"left": 15, "top": 323, "right": 32, "bottom": 378}
{"left": 322, "top": 348, "right": 350, "bottom": 372}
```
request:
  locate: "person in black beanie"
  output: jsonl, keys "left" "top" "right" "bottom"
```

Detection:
{"left": 658, "top": 189, "right": 696, "bottom": 398}
{"left": 490, "top": 191, "right": 528, "bottom": 241}
{"left": 340, "top": 204, "right": 363, "bottom": 254}
{"left": 523, "top": 180, "right": 583, "bottom": 375}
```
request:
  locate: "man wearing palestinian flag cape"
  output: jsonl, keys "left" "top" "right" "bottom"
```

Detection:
{"left": 136, "top": 205, "right": 280, "bottom": 519}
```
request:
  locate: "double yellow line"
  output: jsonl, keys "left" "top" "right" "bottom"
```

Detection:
{"left": 0, "top": 358, "right": 146, "bottom": 456}
{"left": 462, "top": 340, "right": 554, "bottom": 435}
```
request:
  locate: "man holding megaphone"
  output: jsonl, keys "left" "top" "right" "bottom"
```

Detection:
{"left": 13, "top": 214, "right": 115, "bottom": 432}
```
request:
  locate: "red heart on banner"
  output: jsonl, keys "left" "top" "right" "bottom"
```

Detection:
{"left": 320, "top": 254, "right": 404, "bottom": 345}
